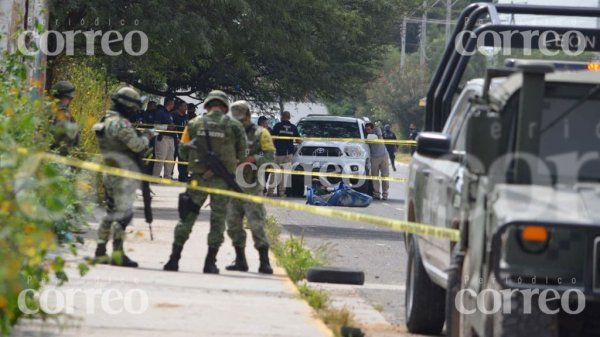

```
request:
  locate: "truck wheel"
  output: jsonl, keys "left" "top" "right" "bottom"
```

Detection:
{"left": 488, "top": 277, "right": 559, "bottom": 337}
{"left": 289, "top": 174, "right": 305, "bottom": 197}
{"left": 405, "top": 238, "right": 446, "bottom": 335}
{"left": 446, "top": 246, "right": 465, "bottom": 337}
{"left": 354, "top": 179, "right": 372, "bottom": 195}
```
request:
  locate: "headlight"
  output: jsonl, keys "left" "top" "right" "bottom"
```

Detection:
{"left": 518, "top": 225, "right": 550, "bottom": 254}
{"left": 344, "top": 145, "right": 366, "bottom": 158}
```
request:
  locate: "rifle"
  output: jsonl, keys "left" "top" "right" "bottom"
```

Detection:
{"left": 136, "top": 133, "right": 155, "bottom": 240}
{"left": 141, "top": 162, "right": 154, "bottom": 240}
{"left": 197, "top": 118, "right": 243, "bottom": 193}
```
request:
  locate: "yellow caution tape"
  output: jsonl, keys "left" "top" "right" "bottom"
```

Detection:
{"left": 16, "top": 147, "right": 458, "bottom": 242}
{"left": 136, "top": 127, "right": 183, "bottom": 134}
{"left": 134, "top": 124, "right": 415, "bottom": 145}
{"left": 271, "top": 135, "right": 415, "bottom": 145}
{"left": 74, "top": 151, "right": 406, "bottom": 182}
{"left": 264, "top": 168, "right": 407, "bottom": 182}
{"left": 73, "top": 151, "right": 406, "bottom": 182}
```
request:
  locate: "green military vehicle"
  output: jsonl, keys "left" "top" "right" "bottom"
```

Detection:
{"left": 404, "top": 3, "right": 600, "bottom": 337}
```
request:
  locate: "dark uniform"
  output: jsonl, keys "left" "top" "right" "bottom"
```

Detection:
{"left": 383, "top": 124, "right": 398, "bottom": 171}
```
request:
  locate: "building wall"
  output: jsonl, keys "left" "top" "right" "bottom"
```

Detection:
{"left": 0, "top": 0, "right": 48, "bottom": 96}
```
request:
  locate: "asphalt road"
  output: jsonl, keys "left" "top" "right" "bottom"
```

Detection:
{"left": 265, "top": 163, "right": 410, "bottom": 327}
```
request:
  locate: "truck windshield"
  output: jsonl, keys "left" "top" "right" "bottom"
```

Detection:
{"left": 297, "top": 120, "right": 361, "bottom": 139}
{"left": 538, "top": 89, "right": 600, "bottom": 183}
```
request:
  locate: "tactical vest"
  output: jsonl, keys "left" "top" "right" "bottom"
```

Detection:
{"left": 94, "top": 110, "right": 142, "bottom": 168}
{"left": 242, "top": 124, "right": 266, "bottom": 184}
{"left": 186, "top": 111, "right": 241, "bottom": 174}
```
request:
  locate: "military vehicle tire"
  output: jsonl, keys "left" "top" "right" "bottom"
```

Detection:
{"left": 405, "top": 238, "right": 446, "bottom": 335}
{"left": 488, "top": 277, "right": 559, "bottom": 337}
{"left": 306, "top": 267, "right": 365, "bottom": 285}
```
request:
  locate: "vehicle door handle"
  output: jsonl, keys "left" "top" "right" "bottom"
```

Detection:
{"left": 422, "top": 169, "right": 430, "bottom": 177}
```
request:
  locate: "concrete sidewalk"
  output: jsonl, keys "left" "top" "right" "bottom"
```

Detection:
{"left": 12, "top": 185, "right": 331, "bottom": 337}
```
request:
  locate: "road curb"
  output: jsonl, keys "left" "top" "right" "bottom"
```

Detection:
{"left": 270, "top": 252, "right": 335, "bottom": 337}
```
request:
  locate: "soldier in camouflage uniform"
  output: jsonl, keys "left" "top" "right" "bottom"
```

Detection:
{"left": 226, "top": 101, "right": 275, "bottom": 274}
{"left": 163, "top": 90, "right": 247, "bottom": 274}
{"left": 50, "top": 81, "right": 80, "bottom": 155}
{"left": 93, "top": 87, "right": 153, "bottom": 267}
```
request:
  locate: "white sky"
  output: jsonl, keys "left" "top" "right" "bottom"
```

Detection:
{"left": 496, "top": 0, "right": 600, "bottom": 27}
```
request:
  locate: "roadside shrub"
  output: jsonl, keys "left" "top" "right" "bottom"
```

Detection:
{"left": 0, "top": 53, "right": 89, "bottom": 335}
{"left": 265, "top": 216, "right": 326, "bottom": 282}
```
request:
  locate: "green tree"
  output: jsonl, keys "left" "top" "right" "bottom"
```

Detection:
{"left": 48, "top": 0, "right": 418, "bottom": 102}
{"left": 0, "top": 53, "right": 90, "bottom": 335}
{"left": 326, "top": 47, "right": 429, "bottom": 136}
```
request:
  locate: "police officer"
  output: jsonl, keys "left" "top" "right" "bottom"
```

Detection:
{"left": 163, "top": 90, "right": 247, "bottom": 274}
{"left": 50, "top": 81, "right": 80, "bottom": 155}
{"left": 93, "top": 87, "right": 152, "bottom": 267}
{"left": 226, "top": 101, "right": 275, "bottom": 274}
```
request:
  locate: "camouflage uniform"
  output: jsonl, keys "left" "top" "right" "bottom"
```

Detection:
{"left": 164, "top": 90, "right": 247, "bottom": 273}
{"left": 224, "top": 100, "right": 275, "bottom": 274}
{"left": 96, "top": 110, "right": 148, "bottom": 242}
{"left": 93, "top": 87, "right": 148, "bottom": 267}
{"left": 50, "top": 81, "right": 79, "bottom": 155}
{"left": 226, "top": 123, "right": 275, "bottom": 249}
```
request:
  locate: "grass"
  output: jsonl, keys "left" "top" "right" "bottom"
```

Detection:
{"left": 265, "top": 215, "right": 326, "bottom": 282}
{"left": 297, "top": 283, "right": 329, "bottom": 310}
{"left": 373, "top": 303, "right": 384, "bottom": 312}
{"left": 265, "top": 216, "right": 356, "bottom": 336}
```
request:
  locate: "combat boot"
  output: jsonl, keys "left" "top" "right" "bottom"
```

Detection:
{"left": 203, "top": 247, "right": 220, "bottom": 274}
{"left": 163, "top": 244, "right": 183, "bottom": 271}
{"left": 93, "top": 243, "right": 110, "bottom": 264}
{"left": 111, "top": 239, "right": 138, "bottom": 268}
{"left": 225, "top": 246, "right": 248, "bottom": 272}
{"left": 258, "top": 247, "right": 273, "bottom": 274}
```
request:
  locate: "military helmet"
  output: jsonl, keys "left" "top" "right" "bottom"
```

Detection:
{"left": 52, "top": 81, "right": 76, "bottom": 99}
{"left": 203, "top": 90, "right": 229, "bottom": 110}
{"left": 230, "top": 100, "right": 250, "bottom": 120}
{"left": 112, "top": 87, "right": 142, "bottom": 109}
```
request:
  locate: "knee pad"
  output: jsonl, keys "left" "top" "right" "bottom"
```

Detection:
{"left": 178, "top": 193, "right": 200, "bottom": 219}
{"left": 116, "top": 211, "right": 134, "bottom": 230}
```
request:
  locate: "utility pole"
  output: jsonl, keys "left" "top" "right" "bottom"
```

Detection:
{"left": 401, "top": 15, "right": 407, "bottom": 68}
{"left": 420, "top": 0, "right": 427, "bottom": 66}
{"left": 445, "top": 0, "right": 452, "bottom": 47}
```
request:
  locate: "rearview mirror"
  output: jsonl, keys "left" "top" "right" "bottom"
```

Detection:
{"left": 416, "top": 132, "right": 451, "bottom": 158}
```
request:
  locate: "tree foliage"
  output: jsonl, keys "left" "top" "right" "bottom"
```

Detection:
{"left": 49, "top": 0, "right": 419, "bottom": 102}
{"left": 327, "top": 47, "right": 429, "bottom": 136}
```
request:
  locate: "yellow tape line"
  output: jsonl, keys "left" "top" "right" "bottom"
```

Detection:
{"left": 271, "top": 135, "right": 415, "bottom": 145}
{"left": 74, "top": 152, "right": 406, "bottom": 182}
{"left": 264, "top": 168, "right": 407, "bottom": 182}
{"left": 136, "top": 128, "right": 183, "bottom": 134}
{"left": 19, "top": 148, "right": 458, "bottom": 242}
{"left": 134, "top": 124, "right": 415, "bottom": 145}
{"left": 141, "top": 158, "right": 406, "bottom": 182}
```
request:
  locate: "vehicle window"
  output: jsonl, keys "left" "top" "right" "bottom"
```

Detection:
{"left": 454, "top": 111, "right": 470, "bottom": 152}
{"left": 297, "top": 120, "right": 361, "bottom": 139}
{"left": 444, "top": 89, "right": 476, "bottom": 144}
{"left": 538, "top": 90, "right": 600, "bottom": 182}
